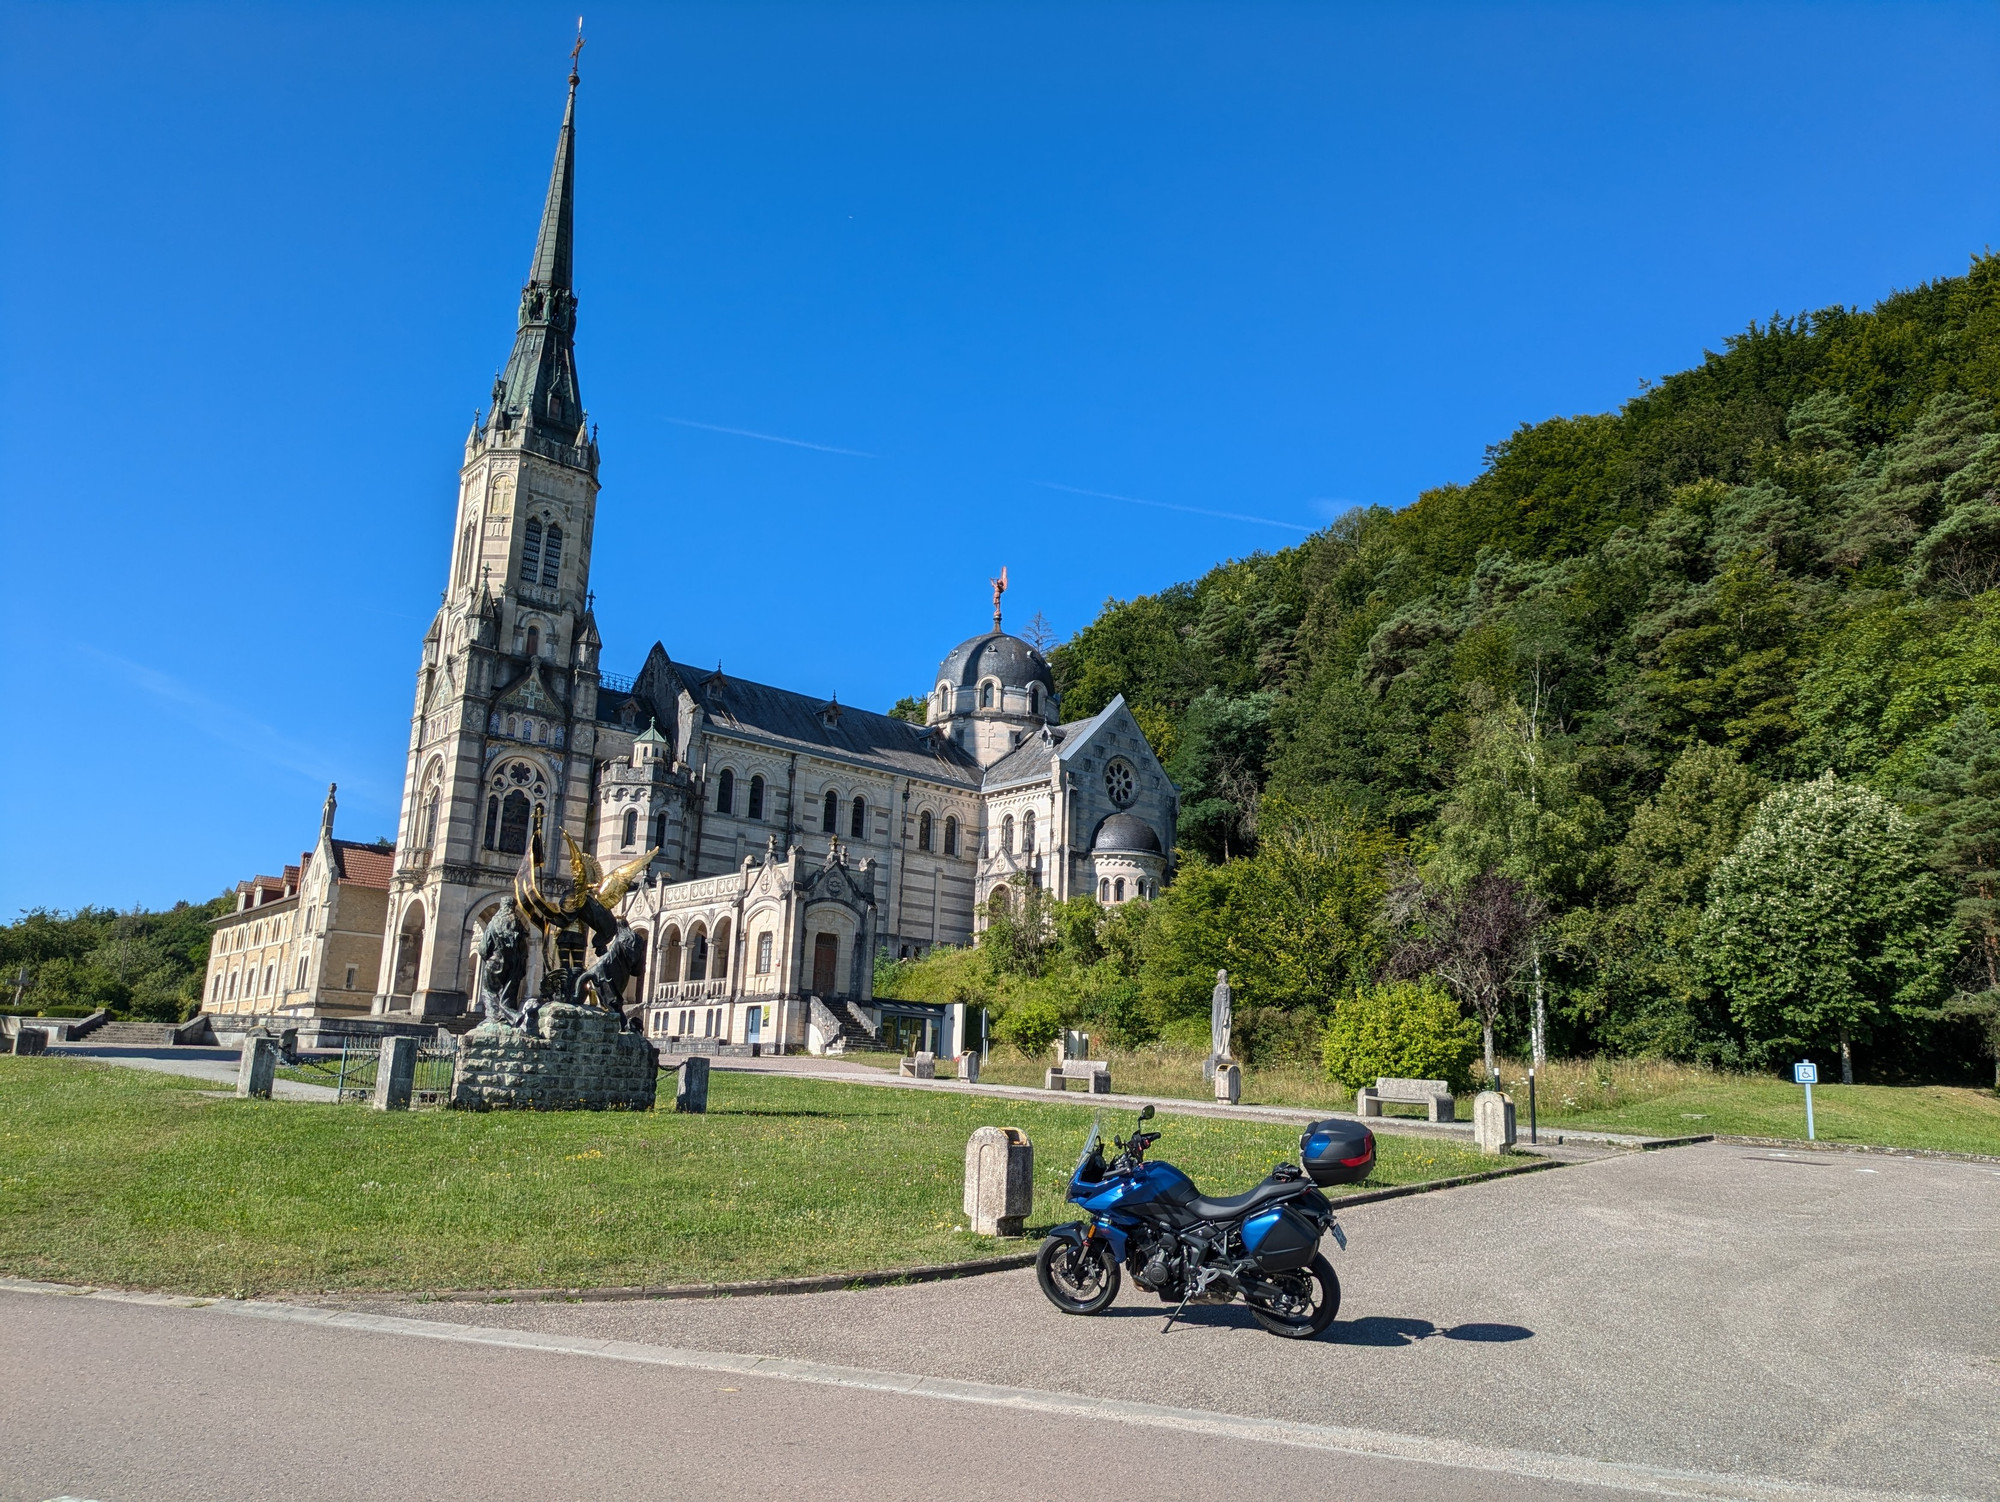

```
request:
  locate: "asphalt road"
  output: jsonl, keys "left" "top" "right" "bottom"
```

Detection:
{"left": 6, "top": 1142, "right": 1996, "bottom": 1501}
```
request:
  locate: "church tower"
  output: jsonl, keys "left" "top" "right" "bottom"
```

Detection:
{"left": 375, "top": 54, "right": 607, "bottom": 1017}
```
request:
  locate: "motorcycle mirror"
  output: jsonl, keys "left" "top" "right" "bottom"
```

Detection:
{"left": 1138, "top": 1104, "right": 1155, "bottom": 1122}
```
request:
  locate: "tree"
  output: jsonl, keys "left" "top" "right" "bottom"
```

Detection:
{"left": 1907, "top": 706, "right": 2000, "bottom": 1085}
{"left": 1700, "top": 774, "right": 1955, "bottom": 1081}
{"left": 1387, "top": 871, "right": 1544, "bottom": 1078}
{"left": 886, "top": 696, "right": 928, "bottom": 724}
{"left": 1321, "top": 979, "right": 1480, "bottom": 1094}
{"left": 1429, "top": 701, "right": 1604, "bottom": 1064}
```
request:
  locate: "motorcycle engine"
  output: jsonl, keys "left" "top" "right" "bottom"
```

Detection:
{"left": 1132, "top": 1238, "right": 1181, "bottom": 1292}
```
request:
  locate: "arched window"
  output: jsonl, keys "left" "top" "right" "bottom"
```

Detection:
{"left": 660, "top": 927, "right": 683, "bottom": 989}
{"left": 621, "top": 809, "right": 638, "bottom": 848}
{"left": 1099, "top": 878, "right": 1109, "bottom": 900}
{"left": 748, "top": 774, "right": 765, "bottom": 820}
{"left": 944, "top": 816, "right": 959, "bottom": 856}
{"left": 822, "top": 790, "right": 838, "bottom": 833}
{"left": 936, "top": 686, "right": 949, "bottom": 716}
{"left": 713, "top": 918, "right": 732, "bottom": 980}
{"left": 422, "top": 791, "right": 439, "bottom": 850}
{"left": 497, "top": 791, "right": 531, "bottom": 855}
{"left": 1029, "top": 686, "right": 1040, "bottom": 716}
{"left": 716, "top": 769, "right": 734, "bottom": 814}
{"left": 756, "top": 932, "right": 773, "bottom": 975}
{"left": 688, "top": 925, "right": 709, "bottom": 983}
{"left": 1114, "top": 878, "right": 1126, "bottom": 902}
{"left": 295, "top": 957, "right": 308, "bottom": 990}
{"left": 263, "top": 965, "right": 275, "bottom": 996}
{"left": 989, "top": 886, "right": 1011, "bottom": 917}
{"left": 532, "top": 803, "right": 545, "bottom": 859}
{"left": 980, "top": 682, "right": 994, "bottom": 709}
{"left": 1022, "top": 810, "right": 1035, "bottom": 853}
{"left": 541, "top": 524, "right": 563, "bottom": 586}
{"left": 484, "top": 795, "right": 500, "bottom": 849}
{"left": 522, "top": 517, "right": 543, "bottom": 582}
{"left": 653, "top": 812, "right": 668, "bottom": 850}
{"left": 1001, "top": 814, "right": 1015, "bottom": 855}
{"left": 227, "top": 969, "right": 239, "bottom": 1000}
{"left": 524, "top": 625, "right": 540, "bottom": 659}
{"left": 457, "top": 523, "right": 476, "bottom": 587}
{"left": 851, "top": 795, "right": 867, "bottom": 839}
{"left": 918, "top": 811, "right": 933, "bottom": 851}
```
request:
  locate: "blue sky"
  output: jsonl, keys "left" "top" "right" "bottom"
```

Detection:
{"left": 3, "top": 2, "right": 1997, "bottom": 915}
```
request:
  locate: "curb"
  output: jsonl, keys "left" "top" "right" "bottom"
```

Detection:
{"left": 1716, "top": 1133, "right": 2000, "bottom": 1166}
{"left": 1326, "top": 1156, "right": 1564, "bottom": 1209}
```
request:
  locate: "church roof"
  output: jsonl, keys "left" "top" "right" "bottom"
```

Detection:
{"left": 330, "top": 841, "right": 396, "bottom": 888}
{"left": 937, "top": 630, "right": 1054, "bottom": 691}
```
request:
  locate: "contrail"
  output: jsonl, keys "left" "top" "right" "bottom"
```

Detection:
{"left": 1032, "top": 481, "right": 1313, "bottom": 534}
{"left": 665, "top": 416, "right": 876, "bottom": 458}
{"left": 76, "top": 644, "right": 376, "bottom": 794}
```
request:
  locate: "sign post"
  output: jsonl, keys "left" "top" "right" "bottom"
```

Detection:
{"left": 1793, "top": 1060, "right": 1818, "bottom": 1141}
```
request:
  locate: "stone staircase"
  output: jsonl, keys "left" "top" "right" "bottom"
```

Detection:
{"left": 78, "top": 1022, "right": 185, "bottom": 1046}
{"left": 822, "top": 999, "right": 888, "bottom": 1054}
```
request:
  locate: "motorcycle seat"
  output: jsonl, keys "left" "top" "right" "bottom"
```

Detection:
{"left": 1188, "top": 1176, "right": 1307, "bottom": 1222}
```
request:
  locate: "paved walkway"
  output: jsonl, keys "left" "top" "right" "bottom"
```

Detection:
{"left": 5, "top": 1141, "right": 1995, "bottom": 1500}
{"left": 46, "top": 1044, "right": 337, "bottom": 1102}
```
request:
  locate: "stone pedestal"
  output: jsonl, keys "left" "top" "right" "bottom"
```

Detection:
{"left": 675, "top": 1055, "right": 710, "bottom": 1114}
{"left": 1214, "top": 1063, "right": 1241, "bottom": 1105}
{"left": 237, "top": 1035, "right": 278, "bottom": 1099}
{"left": 450, "top": 1004, "right": 658, "bottom": 1111}
{"left": 1473, "top": 1091, "right": 1516, "bottom": 1154}
{"left": 372, "top": 1035, "right": 416, "bottom": 1111}
{"left": 964, "top": 1126, "right": 1033, "bottom": 1237}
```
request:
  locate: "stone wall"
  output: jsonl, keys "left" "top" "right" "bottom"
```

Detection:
{"left": 451, "top": 1003, "right": 658, "bottom": 1110}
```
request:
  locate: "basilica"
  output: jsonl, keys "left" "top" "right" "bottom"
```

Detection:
{"left": 201, "top": 60, "right": 1175, "bottom": 1055}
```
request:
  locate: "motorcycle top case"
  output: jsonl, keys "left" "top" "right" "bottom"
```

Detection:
{"left": 1300, "top": 1119, "right": 1375, "bottom": 1187}
{"left": 1242, "top": 1203, "right": 1322, "bottom": 1271}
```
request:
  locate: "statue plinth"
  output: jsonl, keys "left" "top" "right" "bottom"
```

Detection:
{"left": 450, "top": 1003, "right": 658, "bottom": 1111}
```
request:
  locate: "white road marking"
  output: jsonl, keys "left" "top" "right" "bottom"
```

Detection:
{"left": 0, "top": 1279, "right": 1969, "bottom": 1502}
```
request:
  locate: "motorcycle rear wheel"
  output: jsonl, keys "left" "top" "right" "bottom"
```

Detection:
{"left": 1245, "top": 1253, "right": 1340, "bottom": 1339}
{"left": 1035, "top": 1234, "right": 1121, "bottom": 1314}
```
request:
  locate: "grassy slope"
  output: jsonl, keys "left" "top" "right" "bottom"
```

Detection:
{"left": 0, "top": 1059, "right": 1494, "bottom": 1296}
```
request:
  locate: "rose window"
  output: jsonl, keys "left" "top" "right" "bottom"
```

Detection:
{"left": 1105, "top": 759, "right": 1135, "bottom": 807}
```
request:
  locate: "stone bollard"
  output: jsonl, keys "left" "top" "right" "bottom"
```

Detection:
{"left": 963, "top": 1126, "right": 1033, "bottom": 1237}
{"left": 912, "top": 1051, "right": 936, "bottom": 1080}
{"left": 1473, "top": 1090, "right": 1516, "bottom": 1154}
{"left": 675, "top": 1055, "right": 710, "bottom": 1113}
{"left": 958, "top": 1050, "right": 981, "bottom": 1083}
{"left": 372, "top": 1035, "right": 417, "bottom": 1111}
{"left": 237, "top": 1034, "right": 279, "bottom": 1099}
{"left": 11, "top": 1027, "right": 48, "bottom": 1057}
{"left": 1214, "top": 1062, "right": 1241, "bottom": 1105}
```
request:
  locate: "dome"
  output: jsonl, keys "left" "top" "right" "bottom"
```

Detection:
{"left": 1092, "top": 813, "right": 1162, "bottom": 855}
{"left": 936, "top": 631, "right": 1054, "bottom": 693}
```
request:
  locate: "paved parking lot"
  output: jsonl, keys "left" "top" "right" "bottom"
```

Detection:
{"left": 5, "top": 1141, "right": 1996, "bottom": 1500}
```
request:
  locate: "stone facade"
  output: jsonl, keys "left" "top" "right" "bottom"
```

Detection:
{"left": 450, "top": 1004, "right": 658, "bottom": 1110}
{"left": 202, "top": 785, "right": 393, "bottom": 1020}
{"left": 362, "top": 65, "right": 1179, "bottom": 1055}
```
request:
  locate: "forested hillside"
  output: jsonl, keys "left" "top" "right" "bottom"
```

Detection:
{"left": 890, "top": 255, "right": 2000, "bottom": 1084}
{"left": 0, "top": 900, "right": 230, "bottom": 1020}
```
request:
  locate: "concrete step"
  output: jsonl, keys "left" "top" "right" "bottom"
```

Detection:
{"left": 85, "top": 1022, "right": 183, "bottom": 1046}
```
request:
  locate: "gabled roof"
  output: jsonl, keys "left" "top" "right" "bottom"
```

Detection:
{"left": 615, "top": 643, "right": 982, "bottom": 786}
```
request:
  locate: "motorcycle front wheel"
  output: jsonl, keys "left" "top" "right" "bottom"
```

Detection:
{"left": 1035, "top": 1233, "right": 1121, "bottom": 1314}
{"left": 1244, "top": 1253, "right": 1340, "bottom": 1339}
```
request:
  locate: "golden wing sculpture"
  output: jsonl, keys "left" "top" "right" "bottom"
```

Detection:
{"left": 597, "top": 849, "right": 656, "bottom": 908}
{"left": 565, "top": 829, "right": 603, "bottom": 896}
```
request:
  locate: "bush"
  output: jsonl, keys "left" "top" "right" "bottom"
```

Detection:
{"left": 996, "top": 996, "right": 1063, "bottom": 1054}
{"left": 1321, "top": 981, "right": 1479, "bottom": 1094}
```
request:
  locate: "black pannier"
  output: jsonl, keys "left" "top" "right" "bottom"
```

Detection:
{"left": 1300, "top": 1119, "right": 1375, "bottom": 1187}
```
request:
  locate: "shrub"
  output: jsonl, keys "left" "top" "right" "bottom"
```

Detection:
{"left": 996, "top": 996, "right": 1063, "bottom": 1054}
{"left": 1321, "top": 980, "right": 1479, "bottom": 1094}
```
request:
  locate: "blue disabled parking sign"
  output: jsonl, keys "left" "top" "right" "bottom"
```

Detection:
{"left": 1794, "top": 1061, "right": 1818, "bottom": 1139}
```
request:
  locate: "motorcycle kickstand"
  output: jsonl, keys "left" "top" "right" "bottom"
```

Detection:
{"left": 1161, "top": 1287, "right": 1193, "bottom": 1334}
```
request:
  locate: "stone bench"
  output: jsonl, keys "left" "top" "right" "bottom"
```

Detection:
{"left": 1045, "top": 1061, "right": 1111, "bottom": 1094}
{"left": 899, "top": 1051, "right": 937, "bottom": 1080}
{"left": 1356, "top": 1076, "right": 1457, "bottom": 1122}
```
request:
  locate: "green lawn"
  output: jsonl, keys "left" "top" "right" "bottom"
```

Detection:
{"left": 0, "top": 1058, "right": 1496, "bottom": 1297}
{"left": 1522, "top": 1073, "right": 2000, "bottom": 1154}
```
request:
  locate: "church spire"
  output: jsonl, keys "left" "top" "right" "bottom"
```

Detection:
{"left": 487, "top": 41, "right": 589, "bottom": 463}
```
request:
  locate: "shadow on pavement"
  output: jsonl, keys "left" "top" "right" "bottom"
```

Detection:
{"left": 1331, "top": 1316, "right": 1534, "bottom": 1345}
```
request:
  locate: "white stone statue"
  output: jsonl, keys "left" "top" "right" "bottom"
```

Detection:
{"left": 1205, "top": 968, "right": 1233, "bottom": 1080}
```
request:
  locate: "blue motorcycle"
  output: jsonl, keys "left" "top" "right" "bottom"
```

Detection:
{"left": 1035, "top": 1104, "right": 1375, "bottom": 1339}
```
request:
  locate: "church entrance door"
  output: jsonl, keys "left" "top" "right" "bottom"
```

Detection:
{"left": 812, "top": 933, "right": 838, "bottom": 996}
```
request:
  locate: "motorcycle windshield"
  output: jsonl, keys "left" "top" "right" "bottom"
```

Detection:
{"left": 1073, "top": 1114, "right": 1103, "bottom": 1180}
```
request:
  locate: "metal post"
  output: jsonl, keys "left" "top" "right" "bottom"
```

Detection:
{"left": 1804, "top": 1081, "right": 1815, "bottom": 1141}
{"left": 1528, "top": 1068, "right": 1537, "bottom": 1145}
{"left": 336, "top": 1038, "right": 349, "bottom": 1099}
